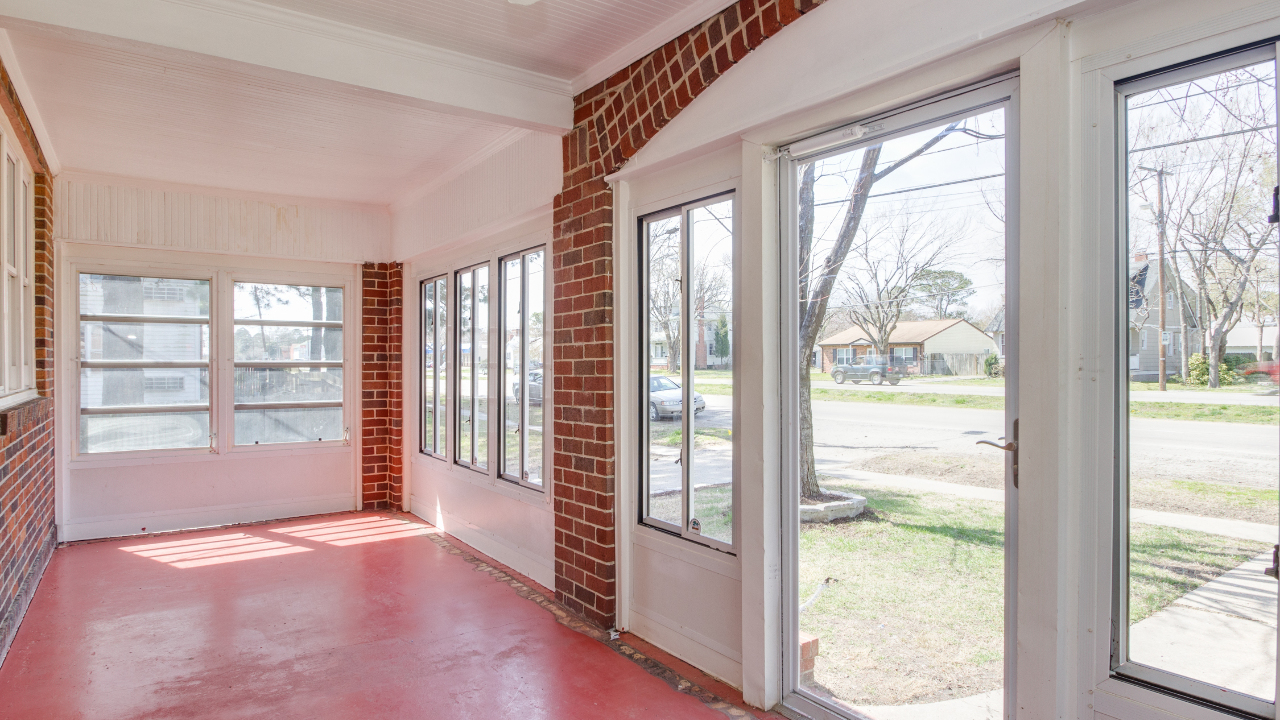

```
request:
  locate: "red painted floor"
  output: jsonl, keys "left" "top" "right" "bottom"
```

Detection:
{"left": 0, "top": 513, "right": 731, "bottom": 719}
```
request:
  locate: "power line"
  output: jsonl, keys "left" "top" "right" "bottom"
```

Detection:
{"left": 1128, "top": 123, "right": 1276, "bottom": 154}
{"left": 811, "top": 173, "right": 1004, "bottom": 208}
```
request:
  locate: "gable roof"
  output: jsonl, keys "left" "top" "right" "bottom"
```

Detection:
{"left": 817, "top": 319, "right": 971, "bottom": 347}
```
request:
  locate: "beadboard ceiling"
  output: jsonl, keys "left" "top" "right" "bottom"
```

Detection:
{"left": 0, "top": 0, "right": 735, "bottom": 205}
{"left": 7, "top": 29, "right": 522, "bottom": 205}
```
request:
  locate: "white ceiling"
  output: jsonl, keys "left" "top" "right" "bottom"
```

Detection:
{"left": 8, "top": 29, "right": 519, "bottom": 204}
{"left": 0, "top": 0, "right": 736, "bottom": 206}
{"left": 249, "top": 0, "right": 733, "bottom": 88}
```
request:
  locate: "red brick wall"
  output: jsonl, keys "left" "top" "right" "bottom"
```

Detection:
{"left": 362, "top": 263, "right": 404, "bottom": 510}
{"left": 553, "top": 0, "right": 828, "bottom": 627}
{"left": 0, "top": 52, "right": 55, "bottom": 663}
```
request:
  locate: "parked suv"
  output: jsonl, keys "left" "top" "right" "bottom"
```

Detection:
{"left": 830, "top": 357, "right": 903, "bottom": 386}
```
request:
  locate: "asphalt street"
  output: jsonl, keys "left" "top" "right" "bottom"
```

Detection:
{"left": 650, "top": 394, "right": 1279, "bottom": 493}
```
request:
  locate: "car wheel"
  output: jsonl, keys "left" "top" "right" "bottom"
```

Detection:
{"left": 649, "top": 403, "right": 659, "bottom": 421}
{"left": 833, "top": 371, "right": 845, "bottom": 384}
{"left": 888, "top": 379, "right": 900, "bottom": 385}
{"left": 852, "top": 380, "right": 861, "bottom": 384}
{"left": 870, "top": 371, "right": 883, "bottom": 385}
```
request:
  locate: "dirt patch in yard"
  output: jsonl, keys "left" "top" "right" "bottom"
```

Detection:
{"left": 850, "top": 450, "right": 1277, "bottom": 524}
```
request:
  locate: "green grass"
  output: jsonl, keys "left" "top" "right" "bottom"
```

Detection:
{"left": 1166, "top": 480, "right": 1279, "bottom": 515}
{"left": 702, "top": 383, "right": 1279, "bottom": 423}
{"left": 925, "top": 377, "right": 1006, "bottom": 387}
{"left": 794, "top": 482, "right": 1269, "bottom": 705}
{"left": 647, "top": 483, "right": 733, "bottom": 544}
{"left": 655, "top": 426, "right": 732, "bottom": 447}
{"left": 1130, "top": 380, "right": 1265, "bottom": 393}
{"left": 1128, "top": 401, "right": 1278, "bottom": 424}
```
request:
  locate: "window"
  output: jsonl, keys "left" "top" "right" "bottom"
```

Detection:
{"left": 421, "top": 276, "right": 447, "bottom": 457}
{"left": 641, "top": 194, "right": 735, "bottom": 550}
{"left": 1114, "top": 44, "right": 1278, "bottom": 717}
{"left": 0, "top": 143, "right": 33, "bottom": 405}
{"left": 456, "top": 263, "right": 489, "bottom": 469}
{"left": 891, "top": 346, "right": 916, "bottom": 364}
{"left": 78, "top": 274, "right": 211, "bottom": 453}
{"left": 834, "top": 347, "right": 853, "bottom": 365}
{"left": 233, "top": 283, "right": 343, "bottom": 445}
{"left": 77, "top": 275, "right": 348, "bottom": 455}
{"left": 500, "top": 248, "right": 546, "bottom": 488}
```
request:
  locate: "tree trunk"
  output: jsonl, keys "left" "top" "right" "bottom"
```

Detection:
{"left": 799, "top": 358, "right": 820, "bottom": 498}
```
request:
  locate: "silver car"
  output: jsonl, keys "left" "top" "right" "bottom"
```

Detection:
{"left": 648, "top": 375, "right": 706, "bottom": 420}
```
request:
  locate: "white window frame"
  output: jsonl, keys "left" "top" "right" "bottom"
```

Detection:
{"left": 70, "top": 260, "right": 355, "bottom": 460}
{"left": 779, "top": 75, "right": 1021, "bottom": 720}
{"left": 420, "top": 275, "right": 447, "bottom": 459}
{"left": 638, "top": 191, "right": 738, "bottom": 555}
{"left": 498, "top": 246, "right": 547, "bottom": 491}
{"left": 455, "top": 261, "right": 490, "bottom": 472}
{"left": 0, "top": 124, "right": 36, "bottom": 411}
{"left": 834, "top": 347, "right": 853, "bottom": 365}
{"left": 1107, "top": 38, "right": 1279, "bottom": 720}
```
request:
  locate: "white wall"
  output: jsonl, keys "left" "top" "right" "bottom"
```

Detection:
{"left": 56, "top": 172, "right": 391, "bottom": 263}
{"left": 403, "top": 216, "right": 556, "bottom": 590}
{"left": 391, "top": 130, "right": 561, "bottom": 263}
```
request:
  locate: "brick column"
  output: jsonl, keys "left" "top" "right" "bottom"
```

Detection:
{"left": 552, "top": 0, "right": 828, "bottom": 628}
{"left": 362, "top": 262, "right": 404, "bottom": 510}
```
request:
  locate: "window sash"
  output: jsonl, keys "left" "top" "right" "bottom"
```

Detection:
{"left": 1111, "top": 42, "right": 1279, "bottom": 720}
{"left": 499, "top": 248, "right": 545, "bottom": 490}
{"left": 639, "top": 193, "right": 736, "bottom": 553}
{"left": 456, "top": 264, "right": 488, "bottom": 469}
{"left": 421, "top": 276, "right": 447, "bottom": 458}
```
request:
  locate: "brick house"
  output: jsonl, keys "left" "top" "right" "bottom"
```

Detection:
{"left": 816, "top": 319, "right": 998, "bottom": 373}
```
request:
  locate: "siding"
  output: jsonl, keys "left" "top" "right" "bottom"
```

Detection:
{"left": 922, "top": 323, "right": 998, "bottom": 355}
{"left": 55, "top": 176, "right": 391, "bottom": 263}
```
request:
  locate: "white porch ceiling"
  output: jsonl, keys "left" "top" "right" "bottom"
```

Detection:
{"left": 7, "top": 29, "right": 519, "bottom": 205}
{"left": 0, "top": 0, "right": 736, "bottom": 205}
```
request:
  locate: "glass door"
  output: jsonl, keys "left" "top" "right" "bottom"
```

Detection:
{"left": 782, "top": 77, "right": 1019, "bottom": 720}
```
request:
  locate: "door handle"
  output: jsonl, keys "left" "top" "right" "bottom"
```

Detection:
{"left": 976, "top": 418, "right": 1018, "bottom": 488}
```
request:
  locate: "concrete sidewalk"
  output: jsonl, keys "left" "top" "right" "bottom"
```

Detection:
{"left": 821, "top": 466, "right": 1279, "bottom": 542}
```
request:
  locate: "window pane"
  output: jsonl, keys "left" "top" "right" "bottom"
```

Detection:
{"left": 234, "top": 367, "right": 342, "bottom": 403}
{"left": 235, "top": 407, "right": 342, "bottom": 445}
{"left": 79, "top": 275, "right": 210, "bottom": 317}
{"left": 645, "top": 214, "right": 683, "bottom": 528}
{"left": 80, "top": 412, "right": 209, "bottom": 454}
{"left": 458, "top": 271, "right": 472, "bottom": 464}
{"left": 475, "top": 266, "right": 489, "bottom": 470}
{"left": 423, "top": 280, "right": 436, "bottom": 454}
{"left": 79, "top": 323, "right": 209, "bottom": 361}
{"left": 502, "top": 258, "right": 522, "bottom": 477}
{"left": 234, "top": 326, "right": 342, "bottom": 362}
{"left": 81, "top": 368, "right": 209, "bottom": 407}
{"left": 527, "top": 251, "right": 545, "bottom": 486}
{"left": 436, "top": 278, "right": 448, "bottom": 456}
{"left": 689, "top": 200, "right": 733, "bottom": 544}
{"left": 233, "top": 283, "right": 342, "bottom": 322}
{"left": 1123, "top": 58, "right": 1278, "bottom": 703}
{"left": 6, "top": 157, "right": 14, "bottom": 267}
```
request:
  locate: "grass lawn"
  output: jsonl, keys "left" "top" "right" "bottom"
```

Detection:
{"left": 647, "top": 483, "right": 733, "bottom": 543}
{"left": 794, "top": 481, "right": 1268, "bottom": 707}
{"left": 702, "top": 383, "right": 1280, "bottom": 424}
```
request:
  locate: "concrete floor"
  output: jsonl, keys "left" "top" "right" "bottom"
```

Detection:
{"left": 0, "top": 513, "right": 752, "bottom": 720}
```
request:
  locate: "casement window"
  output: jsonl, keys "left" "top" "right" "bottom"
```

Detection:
{"left": 640, "top": 193, "right": 736, "bottom": 551}
{"left": 421, "top": 276, "right": 447, "bottom": 458}
{"left": 78, "top": 274, "right": 211, "bottom": 453}
{"left": 232, "top": 283, "right": 344, "bottom": 445}
{"left": 456, "top": 263, "right": 489, "bottom": 470}
{"left": 77, "top": 275, "right": 347, "bottom": 454}
{"left": 1113, "top": 42, "right": 1278, "bottom": 717}
{"left": 0, "top": 139, "right": 34, "bottom": 407}
{"left": 500, "top": 248, "right": 546, "bottom": 489}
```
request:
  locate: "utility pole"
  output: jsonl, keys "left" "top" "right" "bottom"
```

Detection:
{"left": 1139, "top": 165, "right": 1171, "bottom": 391}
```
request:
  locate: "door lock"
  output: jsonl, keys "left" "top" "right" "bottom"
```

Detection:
{"left": 976, "top": 418, "right": 1019, "bottom": 487}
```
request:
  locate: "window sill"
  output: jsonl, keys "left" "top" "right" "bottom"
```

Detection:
{"left": 69, "top": 442, "right": 351, "bottom": 468}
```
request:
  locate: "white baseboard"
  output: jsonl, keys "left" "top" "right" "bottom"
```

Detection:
{"left": 629, "top": 605, "right": 744, "bottom": 689}
{"left": 58, "top": 494, "right": 357, "bottom": 542}
{"left": 408, "top": 499, "right": 554, "bottom": 590}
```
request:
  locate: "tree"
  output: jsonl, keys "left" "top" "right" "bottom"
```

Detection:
{"left": 911, "top": 268, "right": 975, "bottom": 319}
{"left": 836, "top": 205, "right": 967, "bottom": 357}
{"left": 797, "top": 118, "right": 1003, "bottom": 498}
{"left": 647, "top": 214, "right": 731, "bottom": 374}
{"left": 712, "top": 313, "right": 730, "bottom": 361}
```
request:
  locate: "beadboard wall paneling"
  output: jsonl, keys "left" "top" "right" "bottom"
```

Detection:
{"left": 391, "top": 130, "right": 559, "bottom": 261}
{"left": 55, "top": 177, "right": 391, "bottom": 263}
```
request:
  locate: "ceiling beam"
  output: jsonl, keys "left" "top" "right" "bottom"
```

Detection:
{"left": 0, "top": 0, "right": 573, "bottom": 132}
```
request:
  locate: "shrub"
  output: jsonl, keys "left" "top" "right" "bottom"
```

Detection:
{"left": 1187, "top": 353, "right": 1237, "bottom": 386}
{"left": 984, "top": 353, "right": 1002, "bottom": 377}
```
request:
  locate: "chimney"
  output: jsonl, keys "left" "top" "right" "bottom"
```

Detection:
{"left": 1133, "top": 252, "right": 1149, "bottom": 263}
